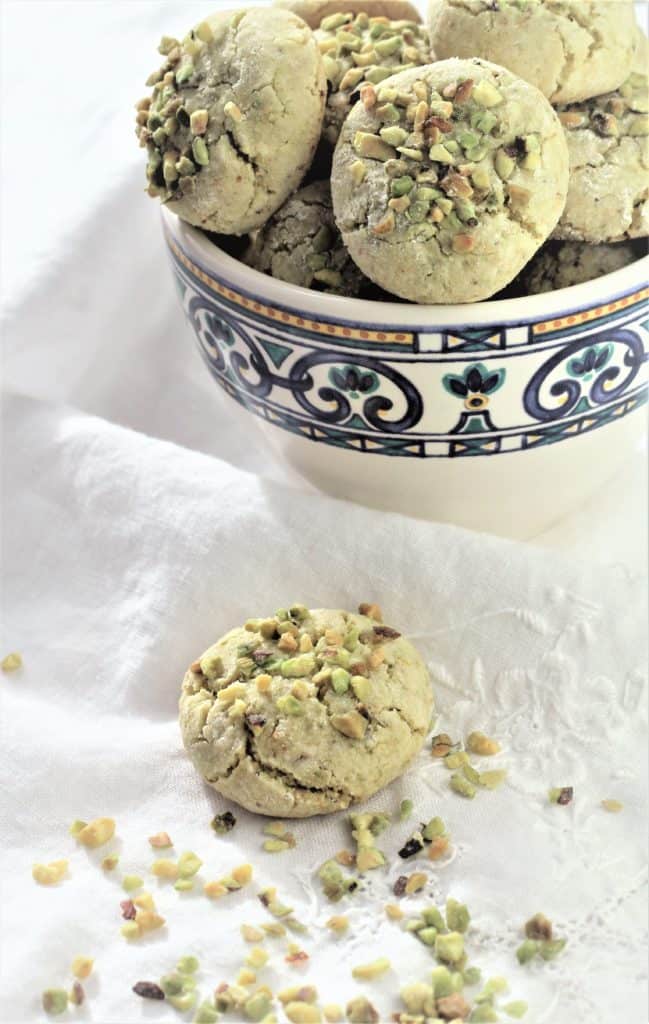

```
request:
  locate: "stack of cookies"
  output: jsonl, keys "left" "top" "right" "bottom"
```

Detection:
{"left": 135, "top": 0, "right": 647, "bottom": 303}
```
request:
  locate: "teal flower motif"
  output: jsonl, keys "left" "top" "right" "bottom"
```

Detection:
{"left": 442, "top": 362, "right": 506, "bottom": 410}
{"left": 567, "top": 344, "right": 612, "bottom": 382}
{"left": 329, "top": 365, "right": 379, "bottom": 399}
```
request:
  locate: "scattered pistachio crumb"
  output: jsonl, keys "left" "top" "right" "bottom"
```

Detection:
{"left": 122, "top": 874, "right": 143, "bottom": 893}
{"left": 76, "top": 817, "right": 116, "bottom": 848}
{"left": 385, "top": 903, "right": 404, "bottom": 920}
{"left": 352, "top": 957, "right": 391, "bottom": 981}
{"left": 69, "top": 981, "right": 84, "bottom": 1006}
{"left": 149, "top": 831, "right": 173, "bottom": 848}
{"left": 101, "top": 853, "right": 119, "bottom": 871}
{"left": 68, "top": 819, "right": 87, "bottom": 838}
{"left": 1, "top": 651, "right": 22, "bottom": 672}
{"left": 503, "top": 1000, "right": 528, "bottom": 1018}
{"left": 404, "top": 871, "right": 427, "bottom": 894}
{"left": 32, "top": 860, "right": 68, "bottom": 885}
{"left": 467, "top": 731, "right": 501, "bottom": 756}
{"left": 450, "top": 772, "right": 476, "bottom": 798}
{"left": 602, "top": 799, "right": 623, "bottom": 813}
{"left": 326, "top": 914, "right": 349, "bottom": 933}
{"left": 346, "top": 996, "right": 379, "bottom": 1023}
{"left": 177, "top": 955, "right": 199, "bottom": 974}
{"left": 285, "top": 1002, "right": 321, "bottom": 1023}
{"left": 398, "top": 798, "right": 413, "bottom": 821}
{"left": 71, "top": 956, "right": 94, "bottom": 980}
{"left": 177, "top": 851, "right": 203, "bottom": 878}
{"left": 548, "top": 786, "right": 573, "bottom": 805}
{"left": 211, "top": 810, "right": 237, "bottom": 834}
{"left": 237, "top": 967, "right": 257, "bottom": 986}
{"left": 323, "top": 1004, "right": 343, "bottom": 1023}
{"left": 42, "top": 989, "right": 69, "bottom": 1015}
{"left": 247, "top": 946, "right": 269, "bottom": 969}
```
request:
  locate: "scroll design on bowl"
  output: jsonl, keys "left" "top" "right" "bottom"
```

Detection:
{"left": 523, "top": 329, "right": 645, "bottom": 422}
{"left": 190, "top": 294, "right": 424, "bottom": 434}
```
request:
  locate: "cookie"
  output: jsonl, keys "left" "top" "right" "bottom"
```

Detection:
{"left": 245, "top": 182, "right": 369, "bottom": 295}
{"left": 331, "top": 59, "right": 569, "bottom": 303}
{"left": 427, "top": 0, "right": 637, "bottom": 104}
{"left": 553, "top": 71, "right": 649, "bottom": 243}
{"left": 275, "top": 0, "right": 422, "bottom": 29}
{"left": 317, "top": 11, "right": 432, "bottom": 145}
{"left": 179, "top": 605, "right": 433, "bottom": 817}
{"left": 520, "top": 241, "right": 637, "bottom": 294}
{"left": 135, "top": 9, "right": 326, "bottom": 234}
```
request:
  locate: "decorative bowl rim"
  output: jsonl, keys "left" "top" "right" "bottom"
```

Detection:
{"left": 161, "top": 206, "right": 649, "bottom": 333}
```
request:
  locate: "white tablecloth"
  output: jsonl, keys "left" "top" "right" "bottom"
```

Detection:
{"left": 1, "top": 4, "right": 647, "bottom": 1023}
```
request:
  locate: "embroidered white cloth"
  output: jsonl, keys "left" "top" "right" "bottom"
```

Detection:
{"left": 1, "top": 391, "right": 647, "bottom": 1023}
{"left": 1, "top": 3, "right": 648, "bottom": 1024}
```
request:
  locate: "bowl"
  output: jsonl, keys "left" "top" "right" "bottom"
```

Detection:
{"left": 161, "top": 206, "right": 648, "bottom": 539}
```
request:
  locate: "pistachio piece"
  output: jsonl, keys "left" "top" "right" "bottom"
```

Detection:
{"left": 326, "top": 914, "right": 349, "bottom": 932}
{"left": 1, "top": 651, "right": 22, "bottom": 672}
{"left": 353, "top": 131, "right": 396, "bottom": 161}
{"left": 346, "top": 996, "right": 380, "bottom": 1023}
{"left": 437, "top": 992, "right": 471, "bottom": 1020}
{"left": 224, "top": 100, "right": 244, "bottom": 122}
{"left": 282, "top": 654, "right": 316, "bottom": 678}
{"left": 429, "top": 143, "right": 454, "bottom": 164}
{"left": 503, "top": 1000, "right": 528, "bottom": 1019}
{"left": 32, "top": 860, "right": 68, "bottom": 885}
{"left": 548, "top": 786, "right": 573, "bottom": 805}
{"left": 516, "top": 939, "right": 539, "bottom": 964}
{"left": 472, "top": 80, "right": 503, "bottom": 107}
{"left": 190, "top": 109, "right": 209, "bottom": 135}
{"left": 352, "top": 958, "right": 391, "bottom": 980}
{"left": 77, "top": 817, "right": 115, "bottom": 848}
{"left": 435, "top": 931, "right": 464, "bottom": 964}
{"left": 601, "top": 798, "right": 623, "bottom": 813}
{"left": 192, "top": 137, "right": 209, "bottom": 166}
{"left": 323, "top": 1005, "right": 343, "bottom": 1023}
{"left": 277, "top": 694, "right": 305, "bottom": 715}
{"left": 431, "top": 965, "right": 454, "bottom": 998}
{"left": 380, "top": 126, "right": 409, "bottom": 147}
{"left": 285, "top": 1003, "right": 321, "bottom": 1024}
{"left": 446, "top": 898, "right": 470, "bottom": 933}
{"left": 42, "top": 989, "right": 69, "bottom": 1015}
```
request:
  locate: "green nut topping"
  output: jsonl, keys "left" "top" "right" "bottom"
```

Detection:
{"left": 435, "top": 931, "right": 465, "bottom": 964}
{"left": 446, "top": 897, "right": 470, "bottom": 933}
{"left": 177, "top": 955, "right": 200, "bottom": 974}
{"left": 42, "top": 990, "right": 69, "bottom": 1016}
{"left": 282, "top": 654, "right": 316, "bottom": 677}
{"left": 177, "top": 851, "right": 202, "bottom": 878}
{"left": 276, "top": 694, "right": 305, "bottom": 715}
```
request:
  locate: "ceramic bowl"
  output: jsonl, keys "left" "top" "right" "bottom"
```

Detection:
{"left": 162, "top": 206, "right": 648, "bottom": 539}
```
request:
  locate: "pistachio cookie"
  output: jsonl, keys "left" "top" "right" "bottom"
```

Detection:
{"left": 427, "top": 0, "right": 636, "bottom": 105}
{"left": 135, "top": 9, "right": 326, "bottom": 234}
{"left": 179, "top": 605, "right": 433, "bottom": 817}
{"left": 520, "top": 241, "right": 637, "bottom": 294}
{"left": 553, "top": 71, "right": 649, "bottom": 243}
{"left": 245, "top": 181, "right": 368, "bottom": 295}
{"left": 316, "top": 11, "right": 432, "bottom": 145}
{"left": 275, "top": 0, "right": 422, "bottom": 29}
{"left": 331, "top": 59, "right": 569, "bottom": 303}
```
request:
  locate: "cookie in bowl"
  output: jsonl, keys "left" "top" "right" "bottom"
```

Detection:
{"left": 179, "top": 605, "right": 433, "bottom": 817}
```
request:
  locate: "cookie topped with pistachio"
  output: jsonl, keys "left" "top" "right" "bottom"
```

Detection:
{"left": 316, "top": 10, "right": 432, "bottom": 145}
{"left": 179, "top": 604, "right": 433, "bottom": 817}
{"left": 135, "top": 8, "right": 326, "bottom": 234}
{"left": 274, "top": 0, "right": 422, "bottom": 30}
{"left": 244, "top": 181, "right": 368, "bottom": 295}
{"left": 553, "top": 71, "right": 649, "bottom": 243}
{"left": 331, "top": 58, "right": 569, "bottom": 303}
{"left": 427, "top": 0, "right": 637, "bottom": 104}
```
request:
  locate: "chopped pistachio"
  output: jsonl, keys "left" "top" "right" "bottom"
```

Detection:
{"left": 467, "top": 731, "right": 501, "bottom": 756}
{"left": 194, "top": 1002, "right": 220, "bottom": 1023}
{"left": 404, "top": 871, "right": 427, "bottom": 894}
{"left": 68, "top": 819, "right": 87, "bottom": 837}
{"left": 318, "top": 859, "right": 357, "bottom": 901}
{"left": 539, "top": 938, "right": 567, "bottom": 960}
{"left": 152, "top": 858, "right": 178, "bottom": 880}
{"left": 422, "top": 905, "right": 446, "bottom": 930}
{"left": 516, "top": 939, "right": 539, "bottom": 964}
{"left": 277, "top": 694, "right": 305, "bottom": 715}
{"left": 177, "top": 851, "right": 202, "bottom": 878}
{"left": 70, "top": 956, "right": 93, "bottom": 980}
{"left": 77, "top": 817, "right": 115, "bottom": 848}
{"left": 398, "top": 799, "right": 413, "bottom": 821}
{"left": 346, "top": 995, "right": 380, "bottom": 1023}
{"left": 350, "top": 160, "right": 367, "bottom": 186}
{"left": 473, "top": 80, "right": 503, "bottom": 107}
{"left": 212, "top": 810, "right": 236, "bottom": 834}
{"left": 446, "top": 898, "right": 470, "bottom": 933}
{"left": 247, "top": 946, "right": 269, "bottom": 969}
{"left": 548, "top": 787, "right": 573, "bottom": 805}
{"left": 102, "top": 853, "right": 119, "bottom": 871}
{"left": 1, "top": 651, "right": 22, "bottom": 672}
{"left": 177, "top": 955, "right": 200, "bottom": 974}
{"left": 331, "top": 667, "right": 351, "bottom": 694}
{"left": 602, "top": 798, "right": 623, "bottom": 813}
{"left": 32, "top": 860, "right": 68, "bottom": 885}
{"left": 471, "top": 1004, "right": 498, "bottom": 1022}
{"left": 149, "top": 831, "right": 173, "bottom": 848}
{"left": 353, "top": 131, "right": 396, "bottom": 161}
{"left": 122, "top": 874, "right": 143, "bottom": 893}
{"left": 285, "top": 1002, "right": 321, "bottom": 1023}
{"left": 326, "top": 914, "right": 349, "bottom": 932}
{"left": 352, "top": 957, "right": 391, "bottom": 981}
{"left": 282, "top": 654, "right": 316, "bottom": 677}
{"left": 435, "top": 931, "right": 465, "bottom": 964}
{"left": 331, "top": 710, "right": 367, "bottom": 738}
{"left": 450, "top": 772, "right": 476, "bottom": 798}
{"left": 503, "top": 1001, "right": 528, "bottom": 1019}
{"left": 479, "top": 770, "right": 507, "bottom": 789}
{"left": 525, "top": 912, "right": 552, "bottom": 941}
{"left": 463, "top": 966, "right": 482, "bottom": 986}
{"left": 323, "top": 1005, "right": 343, "bottom": 1023}
{"left": 192, "top": 136, "right": 209, "bottom": 166}
{"left": 42, "top": 989, "right": 69, "bottom": 1016}
{"left": 431, "top": 965, "right": 454, "bottom": 998}
{"left": 385, "top": 902, "right": 404, "bottom": 920}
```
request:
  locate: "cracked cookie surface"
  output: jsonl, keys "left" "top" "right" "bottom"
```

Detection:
{"left": 520, "top": 240, "right": 637, "bottom": 293}
{"left": 331, "top": 58, "right": 569, "bottom": 303}
{"left": 244, "top": 181, "right": 368, "bottom": 295}
{"left": 553, "top": 69, "right": 649, "bottom": 243}
{"left": 179, "top": 606, "right": 433, "bottom": 817}
{"left": 135, "top": 8, "right": 326, "bottom": 234}
{"left": 426, "top": 0, "right": 636, "bottom": 104}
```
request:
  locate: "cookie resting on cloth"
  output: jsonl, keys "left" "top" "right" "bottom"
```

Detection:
{"left": 331, "top": 58, "right": 569, "bottom": 303}
{"left": 426, "top": 0, "right": 636, "bottom": 105}
{"left": 179, "top": 606, "right": 433, "bottom": 817}
{"left": 135, "top": 8, "right": 326, "bottom": 234}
